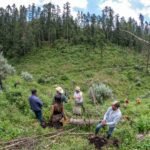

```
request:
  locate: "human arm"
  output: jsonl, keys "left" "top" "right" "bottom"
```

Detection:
{"left": 36, "top": 97, "right": 43, "bottom": 107}
{"left": 62, "top": 94, "right": 68, "bottom": 103}
{"left": 103, "top": 107, "right": 111, "bottom": 120}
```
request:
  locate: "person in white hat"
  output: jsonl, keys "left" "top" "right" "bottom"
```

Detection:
{"left": 53, "top": 86, "right": 67, "bottom": 104}
{"left": 95, "top": 101, "right": 122, "bottom": 139}
{"left": 73, "top": 86, "right": 85, "bottom": 112}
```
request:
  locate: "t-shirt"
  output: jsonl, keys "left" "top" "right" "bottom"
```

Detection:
{"left": 74, "top": 91, "right": 83, "bottom": 104}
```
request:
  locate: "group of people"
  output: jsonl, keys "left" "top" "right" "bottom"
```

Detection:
{"left": 29, "top": 86, "right": 84, "bottom": 128}
{"left": 28, "top": 86, "right": 122, "bottom": 138}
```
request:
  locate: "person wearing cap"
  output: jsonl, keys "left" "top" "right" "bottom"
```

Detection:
{"left": 95, "top": 101, "right": 122, "bottom": 139}
{"left": 73, "top": 86, "right": 85, "bottom": 112}
{"left": 53, "top": 86, "right": 67, "bottom": 104}
{"left": 29, "top": 89, "right": 43, "bottom": 124}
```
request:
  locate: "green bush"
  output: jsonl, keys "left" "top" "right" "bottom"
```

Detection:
{"left": 126, "top": 70, "right": 136, "bottom": 81}
{"left": 134, "top": 65, "right": 143, "bottom": 71}
{"left": 60, "top": 75, "right": 69, "bottom": 81}
{"left": 134, "top": 138, "right": 150, "bottom": 150}
{"left": 89, "top": 83, "right": 113, "bottom": 103}
{"left": 134, "top": 76, "right": 142, "bottom": 86}
{"left": 5, "top": 88, "right": 28, "bottom": 113}
{"left": 38, "top": 76, "right": 57, "bottom": 85}
{"left": 135, "top": 115, "right": 150, "bottom": 133}
{"left": 21, "top": 71, "right": 33, "bottom": 82}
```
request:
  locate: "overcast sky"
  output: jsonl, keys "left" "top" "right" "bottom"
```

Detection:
{"left": 0, "top": 0, "right": 150, "bottom": 21}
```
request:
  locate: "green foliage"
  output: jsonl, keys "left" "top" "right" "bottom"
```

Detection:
{"left": 0, "top": 44, "right": 150, "bottom": 150}
{"left": 89, "top": 83, "right": 113, "bottom": 103}
{"left": 21, "top": 71, "right": 33, "bottom": 82}
{"left": 135, "top": 115, "right": 150, "bottom": 133}
{"left": 0, "top": 52, "right": 15, "bottom": 80}
{"left": 134, "top": 138, "right": 150, "bottom": 150}
{"left": 50, "top": 136, "right": 94, "bottom": 150}
{"left": 5, "top": 88, "right": 29, "bottom": 114}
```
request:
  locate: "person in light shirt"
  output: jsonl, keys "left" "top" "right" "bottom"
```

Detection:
{"left": 73, "top": 86, "right": 85, "bottom": 112}
{"left": 95, "top": 101, "right": 122, "bottom": 139}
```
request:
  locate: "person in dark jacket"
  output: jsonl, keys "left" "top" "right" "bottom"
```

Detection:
{"left": 53, "top": 86, "right": 68, "bottom": 104}
{"left": 29, "top": 89, "right": 43, "bottom": 124}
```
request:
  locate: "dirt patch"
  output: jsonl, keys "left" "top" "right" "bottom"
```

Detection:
{"left": 88, "top": 135, "right": 119, "bottom": 150}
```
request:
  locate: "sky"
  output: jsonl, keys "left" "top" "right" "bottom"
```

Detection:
{"left": 0, "top": 0, "right": 150, "bottom": 22}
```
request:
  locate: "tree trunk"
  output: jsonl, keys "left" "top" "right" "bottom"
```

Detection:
{"left": 0, "top": 79, "right": 3, "bottom": 90}
{"left": 69, "top": 118, "right": 99, "bottom": 125}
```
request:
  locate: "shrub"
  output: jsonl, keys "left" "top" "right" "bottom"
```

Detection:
{"left": 89, "top": 83, "right": 113, "bottom": 103}
{"left": 134, "top": 65, "right": 143, "bottom": 71}
{"left": 0, "top": 53, "right": 15, "bottom": 80}
{"left": 126, "top": 70, "right": 136, "bottom": 81}
{"left": 135, "top": 115, "right": 150, "bottom": 133}
{"left": 5, "top": 88, "right": 28, "bottom": 114}
{"left": 60, "top": 75, "right": 69, "bottom": 81}
{"left": 135, "top": 76, "right": 142, "bottom": 86}
{"left": 21, "top": 71, "right": 33, "bottom": 81}
{"left": 134, "top": 138, "right": 150, "bottom": 150}
{"left": 0, "top": 52, "right": 15, "bottom": 89}
{"left": 38, "top": 76, "right": 57, "bottom": 85}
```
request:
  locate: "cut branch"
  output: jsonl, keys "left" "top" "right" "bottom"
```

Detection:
{"left": 69, "top": 118, "right": 99, "bottom": 125}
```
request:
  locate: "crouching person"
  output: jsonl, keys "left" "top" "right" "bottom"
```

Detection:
{"left": 95, "top": 101, "right": 122, "bottom": 139}
{"left": 49, "top": 95, "right": 66, "bottom": 129}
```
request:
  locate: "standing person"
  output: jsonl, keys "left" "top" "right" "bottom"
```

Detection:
{"left": 29, "top": 89, "right": 43, "bottom": 124}
{"left": 53, "top": 86, "right": 68, "bottom": 103}
{"left": 95, "top": 101, "right": 122, "bottom": 139}
{"left": 49, "top": 95, "right": 66, "bottom": 128}
{"left": 73, "top": 86, "right": 85, "bottom": 112}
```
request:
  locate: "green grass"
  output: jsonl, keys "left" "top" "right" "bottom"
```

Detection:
{"left": 0, "top": 44, "right": 150, "bottom": 149}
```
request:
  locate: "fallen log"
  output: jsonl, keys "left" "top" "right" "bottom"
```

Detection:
{"left": 69, "top": 118, "right": 99, "bottom": 125}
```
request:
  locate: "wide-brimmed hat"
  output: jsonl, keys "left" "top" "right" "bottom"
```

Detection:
{"left": 75, "top": 86, "right": 80, "bottom": 91}
{"left": 56, "top": 86, "right": 64, "bottom": 94}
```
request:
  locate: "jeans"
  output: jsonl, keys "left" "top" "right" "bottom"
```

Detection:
{"left": 95, "top": 123, "right": 115, "bottom": 138}
{"left": 34, "top": 110, "right": 43, "bottom": 124}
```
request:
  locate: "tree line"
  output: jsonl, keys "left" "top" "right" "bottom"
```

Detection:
{"left": 0, "top": 2, "right": 150, "bottom": 57}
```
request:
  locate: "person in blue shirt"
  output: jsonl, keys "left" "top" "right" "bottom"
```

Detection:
{"left": 29, "top": 89, "right": 43, "bottom": 124}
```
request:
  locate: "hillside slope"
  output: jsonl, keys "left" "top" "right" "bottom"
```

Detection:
{"left": 0, "top": 44, "right": 150, "bottom": 149}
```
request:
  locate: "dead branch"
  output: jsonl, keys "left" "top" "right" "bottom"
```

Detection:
{"left": 121, "top": 30, "right": 150, "bottom": 45}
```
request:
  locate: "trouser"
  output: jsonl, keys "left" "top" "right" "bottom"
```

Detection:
{"left": 75, "top": 102, "right": 85, "bottom": 112}
{"left": 95, "top": 123, "right": 115, "bottom": 138}
{"left": 33, "top": 110, "right": 43, "bottom": 124}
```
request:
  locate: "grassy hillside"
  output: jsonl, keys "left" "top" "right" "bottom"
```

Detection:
{"left": 0, "top": 44, "right": 150, "bottom": 149}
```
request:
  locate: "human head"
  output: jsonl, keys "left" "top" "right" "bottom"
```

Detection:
{"left": 75, "top": 86, "right": 80, "bottom": 93}
{"left": 56, "top": 86, "right": 64, "bottom": 94}
{"left": 112, "top": 101, "right": 120, "bottom": 110}
{"left": 31, "top": 89, "right": 37, "bottom": 95}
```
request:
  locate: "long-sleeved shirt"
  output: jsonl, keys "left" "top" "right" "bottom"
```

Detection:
{"left": 74, "top": 91, "right": 83, "bottom": 104}
{"left": 103, "top": 107, "right": 122, "bottom": 127}
{"left": 29, "top": 95, "right": 43, "bottom": 111}
{"left": 52, "top": 94, "right": 68, "bottom": 104}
